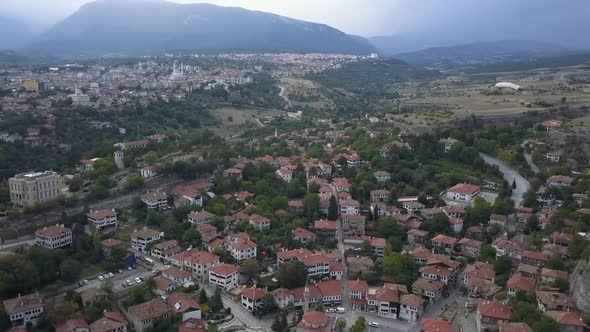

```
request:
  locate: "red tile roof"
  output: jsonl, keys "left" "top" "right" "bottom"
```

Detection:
{"left": 209, "top": 263, "right": 240, "bottom": 276}
{"left": 314, "top": 219, "right": 337, "bottom": 230}
{"left": 478, "top": 301, "right": 512, "bottom": 320}
{"left": 448, "top": 183, "right": 481, "bottom": 195}
{"left": 545, "top": 311, "right": 587, "bottom": 327}
{"left": 422, "top": 319, "right": 453, "bottom": 332}
{"left": 241, "top": 287, "right": 267, "bottom": 301}
{"left": 348, "top": 279, "right": 369, "bottom": 292}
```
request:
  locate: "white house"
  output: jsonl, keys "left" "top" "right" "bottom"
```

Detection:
{"left": 131, "top": 228, "right": 162, "bottom": 253}
{"left": 2, "top": 293, "right": 45, "bottom": 327}
{"left": 35, "top": 225, "right": 72, "bottom": 250}
{"left": 209, "top": 263, "right": 240, "bottom": 290}
{"left": 276, "top": 168, "right": 294, "bottom": 183}
{"left": 399, "top": 294, "right": 425, "bottom": 322}
{"left": 141, "top": 166, "right": 157, "bottom": 178}
{"left": 445, "top": 183, "right": 481, "bottom": 205}
{"left": 86, "top": 208, "right": 118, "bottom": 231}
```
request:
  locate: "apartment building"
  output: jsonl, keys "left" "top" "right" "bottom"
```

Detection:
{"left": 9, "top": 171, "right": 64, "bottom": 206}
{"left": 35, "top": 224, "right": 72, "bottom": 249}
{"left": 131, "top": 228, "right": 162, "bottom": 253}
{"left": 86, "top": 208, "right": 118, "bottom": 231}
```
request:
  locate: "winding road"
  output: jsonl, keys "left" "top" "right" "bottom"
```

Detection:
{"left": 479, "top": 152, "right": 530, "bottom": 206}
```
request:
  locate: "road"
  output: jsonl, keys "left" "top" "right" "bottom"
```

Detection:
{"left": 479, "top": 152, "right": 530, "bottom": 206}
{"left": 521, "top": 140, "right": 540, "bottom": 174}
{"left": 278, "top": 84, "right": 292, "bottom": 109}
{"left": 327, "top": 311, "right": 411, "bottom": 332}
{"left": 75, "top": 266, "right": 152, "bottom": 293}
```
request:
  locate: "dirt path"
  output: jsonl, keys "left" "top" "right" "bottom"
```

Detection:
{"left": 278, "top": 84, "right": 292, "bottom": 108}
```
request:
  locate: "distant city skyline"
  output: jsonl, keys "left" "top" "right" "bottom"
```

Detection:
{"left": 1, "top": 0, "right": 589, "bottom": 48}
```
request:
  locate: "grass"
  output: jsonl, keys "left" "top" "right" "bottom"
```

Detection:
{"left": 206, "top": 106, "right": 277, "bottom": 138}
{"left": 82, "top": 264, "right": 104, "bottom": 278}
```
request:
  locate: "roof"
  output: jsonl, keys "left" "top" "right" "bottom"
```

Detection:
{"left": 177, "top": 318, "right": 206, "bottom": 332}
{"left": 422, "top": 319, "right": 453, "bottom": 332}
{"left": 241, "top": 287, "right": 267, "bottom": 301}
{"left": 187, "top": 210, "right": 215, "bottom": 221}
{"left": 373, "top": 287, "right": 399, "bottom": 303}
{"left": 172, "top": 249, "right": 219, "bottom": 265}
{"left": 316, "top": 280, "right": 342, "bottom": 297}
{"left": 448, "top": 183, "right": 481, "bottom": 195}
{"left": 209, "top": 263, "right": 240, "bottom": 276}
{"left": 400, "top": 293, "right": 425, "bottom": 308}
{"left": 2, "top": 293, "right": 44, "bottom": 315}
{"left": 88, "top": 312, "right": 128, "bottom": 332}
{"left": 478, "top": 301, "right": 512, "bottom": 320}
{"left": 498, "top": 322, "right": 533, "bottom": 332}
{"left": 541, "top": 268, "right": 568, "bottom": 280}
{"left": 131, "top": 228, "right": 160, "bottom": 239}
{"left": 298, "top": 310, "right": 331, "bottom": 328}
{"left": 162, "top": 267, "right": 191, "bottom": 280}
{"left": 99, "top": 238, "right": 124, "bottom": 248}
{"left": 412, "top": 278, "right": 444, "bottom": 292}
{"left": 166, "top": 292, "right": 200, "bottom": 313}
{"left": 523, "top": 250, "right": 549, "bottom": 262}
{"left": 154, "top": 276, "right": 175, "bottom": 291}
{"left": 86, "top": 208, "right": 116, "bottom": 220}
{"left": 36, "top": 225, "right": 71, "bottom": 237}
{"left": 314, "top": 219, "right": 337, "bottom": 230}
{"left": 431, "top": 233, "right": 458, "bottom": 246}
{"left": 544, "top": 311, "right": 587, "bottom": 327}
{"left": 197, "top": 223, "right": 217, "bottom": 233}
{"left": 55, "top": 318, "right": 88, "bottom": 332}
{"left": 494, "top": 82, "right": 520, "bottom": 90}
{"left": 80, "top": 287, "right": 108, "bottom": 304}
{"left": 293, "top": 227, "right": 317, "bottom": 240}
{"left": 507, "top": 274, "right": 535, "bottom": 292}
{"left": 490, "top": 214, "right": 507, "bottom": 222}
{"left": 348, "top": 279, "right": 369, "bottom": 292}
{"left": 231, "top": 238, "right": 257, "bottom": 250}
{"left": 536, "top": 291, "right": 575, "bottom": 307}
{"left": 464, "top": 262, "right": 495, "bottom": 280}
{"left": 141, "top": 191, "right": 167, "bottom": 201}
{"left": 128, "top": 298, "right": 171, "bottom": 320}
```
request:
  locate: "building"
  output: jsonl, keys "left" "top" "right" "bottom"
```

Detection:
{"left": 131, "top": 229, "right": 162, "bottom": 253}
{"left": 166, "top": 292, "right": 201, "bottom": 322}
{"left": 292, "top": 227, "right": 317, "bottom": 244}
{"left": 249, "top": 214, "right": 271, "bottom": 231}
{"left": 476, "top": 301, "right": 512, "bottom": 331}
{"left": 341, "top": 214, "right": 366, "bottom": 238}
{"left": 522, "top": 251, "right": 549, "bottom": 267}
{"left": 3, "top": 293, "right": 45, "bottom": 327}
{"left": 176, "top": 318, "right": 206, "bottom": 332}
{"left": 22, "top": 80, "right": 40, "bottom": 91}
{"left": 187, "top": 211, "right": 215, "bottom": 225}
{"left": 35, "top": 224, "right": 72, "bottom": 249}
{"left": 536, "top": 291, "right": 575, "bottom": 312}
{"left": 314, "top": 219, "right": 337, "bottom": 238}
{"left": 544, "top": 311, "right": 587, "bottom": 332}
{"left": 540, "top": 268, "right": 569, "bottom": 284}
{"left": 271, "top": 288, "right": 294, "bottom": 309}
{"left": 127, "top": 298, "right": 172, "bottom": 332}
{"left": 374, "top": 171, "right": 391, "bottom": 182}
{"left": 399, "top": 294, "right": 425, "bottom": 322}
{"left": 422, "top": 318, "right": 453, "bottom": 332}
{"left": 80, "top": 287, "right": 109, "bottom": 308}
{"left": 9, "top": 171, "right": 65, "bottom": 206}
{"left": 86, "top": 209, "right": 118, "bottom": 231}
{"left": 411, "top": 278, "right": 444, "bottom": 302}
{"left": 222, "top": 168, "right": 243, "bottom": 181}
{"left": 170, "top": 249, "right": 220, "bottom": 282}
{"left": 407, "top": 229, "right": 429, "bottom": 246}
{"left": 439, "top": 138, "right": 459, "bottom": 153}
{"left": 458, "top": 238, "right": 482, "bottom": 258}
{"left": 151, "top": 240, "right": 183, "bottom": 263}
{"left": 161, "top": 267, "right": 192, "bottom": 286}
{"left": 445, "top": 183, "right": 481, "bottom": 205}
{"left": 228, "top": 237, "right": 257, "bottom": 262}
{"left": 209, "top": 263, "right": 240, "bottom": 290}
{"left": 431, "top": 234, "right": 457, "bottom": 254}
{"left": 140, "top": 191, "right": 168, "bottom": 210}
{"left": 241, "top": 287, "right": 267, "bottom": 312}
{"left": 276, "top": 168, "right": 294, "bottom": 183}
{"left": 493, "top": 238, "right": 524, "bottom": 260}
{"left": 370, "top": 189, "right": 391, "bottom": 203}
{"left": 296, "top": 311, "right": 334, "bottom": 332}
{"left": 547, "top": 175, "right": 573, "bottom": 188}
{"left": 507, "top": 274, "right": 535, "bottom": 296}
{"left": 347, "top": 256, "right": 375, "bottom": 276}
{"left": 370, "top": 237, "right": 386, "bottom": 257}
{"left": 340, "top": 199, "right": 360, "bottom": 215}
{"left": 99, "top": 238, "right": 125, "bottom": 256}
{"left": 140, "top": 166, "right": 157, "bottom": 179}
{"left": 88, "top": 311, "right": 128, "bottom": 332}
{"left": 498, "top": 323, "right": 533, "bottom": 332}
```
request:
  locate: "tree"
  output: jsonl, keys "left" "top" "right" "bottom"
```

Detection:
{"left": 382, "top": 252, "right": 418, "bottom": 286}
{"left": 494, "top": 256, "right": 513, "bottom": 276}
{"left": 328, "top": 196, "right": 338, "bottom": 220}
{"left": 0, "top": 310, "right": 10, "bottom": 332}
{"left": 337, "top": 318, "right": 346, "bottom": 331}
{"left": 525, "top": 215, "right": 540, "bottom": 234}
{"left": 350, "top": 316, "right": 366, "bottom": 332}
{"left": 569, "top": 234, "right": 588, "bottom": 259}
{"left": 261, "top": 293, "right": 278, "bottom": 315}
{"left": 377, "top": 217, "right": 405, "bottom": 239}
{"left": 125, "top": 173, "right": 145, "bottom": 191}
{"left": 276, "top": 260, "right": 308, "bottom": 289}
{"left": 198, "top": 288, "right": 208, "bottom": 304}
{"left": 205, "top": 324, "right": 219, "bottom": 332}
{"left": 209, "top": 287, "right": 224, "bottom": 312}
{"left": 144, "top": 151, "right": 159, "bottom": 165}
{"left": 552, "top": 278, "right": 570, "bottom": 292}
{"left": 512, "top": 302, "right": 539, "bottom": 324}
{"left": 532, "top": 316, "right": 560, "bottom": 332}
{"left": 182, "top": 227, "right": 202, "bottom": 248}
{"left": 241, "top": 259, "right": 259, "bottom": 283}
{"left": 479, "top": 244, "right": 497, "bottom": 263}
{"left": 303, "top": 193, "right": 320, "bottom": 223}
{"left": 421, "top": 213, "right": 450, "bottom": 234}
{"left": 271, "top": 195, "right": 289, "bottom": 211}
{"left": 60, "top": 259, "right": 81, "bottom": 282}
{"left": 545, "top": 254, "right": 564, "bottom": 270}
{"left": 47, "top": 301, "right": 79, "bottom": 324}
{"left": 512, "top": 178, "right": 517, "bottom": 189}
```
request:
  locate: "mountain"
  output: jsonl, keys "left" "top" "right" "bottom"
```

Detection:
{"left": 29, "top": 0, "right": 375, "bottom": 57}
{"left": 0, "top": 16, "right": 34, "bottom": 51}
{"left": 383, "top": 40, "right": 572, "bottom": 70}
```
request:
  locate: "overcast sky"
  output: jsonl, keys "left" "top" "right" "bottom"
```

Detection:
{"left": 1, "top": 0, "right": 589, "bottom": 46}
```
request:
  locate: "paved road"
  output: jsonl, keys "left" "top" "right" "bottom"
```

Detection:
{"left": 479, "top": 153, "right": 530, "bottom": 206}
{"left": 328, "top": 310, "right": 411, "bottom": 332}
{"left": 521, "top": 140, "right": 540, "bottom": 174}
{"left": 76, "top": 266, "right": 152, "bottom": 293}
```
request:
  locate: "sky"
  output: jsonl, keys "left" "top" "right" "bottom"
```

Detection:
{"left": 1, "top": 0, "right": 589, "bottom": 47}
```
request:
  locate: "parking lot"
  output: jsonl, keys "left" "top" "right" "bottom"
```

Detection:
{"left": 76, "top": 265, "right": 152, "bottom": 293}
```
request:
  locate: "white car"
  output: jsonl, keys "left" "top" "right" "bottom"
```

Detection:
{"left": 126, "top": 279, "right": 133, "bottom": 286}
{"left": 103, "top": 274, "right": 110, "bottom": 279}
{"left": 326, "top": 308, "right": 335, "bottom": 313}
{"left": 135, "top": 277, "right": 142, "bottom": 283}
{"left": 97, "top": 275, "right": 104, "bottom": 281}
{"left": 108, "top": 272, "right": 115, "bottom": 278}
{"left": 368, "top": 322, "right": 379, "bottom": 328}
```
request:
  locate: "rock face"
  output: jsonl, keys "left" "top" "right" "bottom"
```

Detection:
{"left": 570, "top": 259, "right": 590, "bottom": 314}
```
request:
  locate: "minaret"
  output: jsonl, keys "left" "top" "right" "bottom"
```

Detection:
{"left": 180, "top": 63, "right": 184, "bottom": 75}
{"left": 74, "top": 82, "right": 79, "bottom": 95}
{"left": 274, "top": 128, "right": 278, "bottom": 138}
{"left": 303, "top": 277, "right": 309, "bottom": 311}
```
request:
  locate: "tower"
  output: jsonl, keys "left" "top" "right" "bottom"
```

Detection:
{"left": 114, "top": 150, "right": 125, "bottom": 170}
{"left": 274, "top": 128, "right": 278, "bottom": 138}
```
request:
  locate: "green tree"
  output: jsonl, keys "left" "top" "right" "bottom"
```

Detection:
{"left": 209, "top": 287, "right": 224, "bottom": 312}
{"left": 182, "top": 227, "right": 202, "bottom": 248}
{"left": 271, "top": 195, "right": 289, "bottom": 211}
{"left": 205, "top": 324, "right": 219, "bottom": 332}
{"left": 545, "top": 254, "right": 564, "bottom": 270}
{"left": 377, "top": 217, "right": 405, "bottom": 239}
{"left": 303, "top": 193, "right": 320, "bottom": 222}
{"left": 198, "top": 288, "right": 208, "bottom": 304}
{"left": 241, "top": 259, "right": 259, "bottom": 283}
{"left": 382, "top": 252, "right": 418, "bottom": 286}
{"left": 569, "top": 234, "right": 588, "bottom": 259}
{"left": 276, "top": 260, "right": 308, "bottom": 289}
{"left": 421, "top": 213, "right": 450, "bottom": 234}
{"left": 350, "top": 316, "right": 366, "bottom": 332}
{"left": 144, "top": 151, "right": 159, "bottom": 165}
{"left": 60, "top": 259, "right": 81, "bottom": 283}
{"left": 479, "top": 244, "right": 497, "bottom": 263}
{"left": 47, "top": 301, "right": 79, "bottom": 324}
{"left": 525, "top": 215, "right": 540, "bottom": 234}
{"left": 494, "top": 256, "right": 513, "bottom": 276}
{"left": 261, "top": 293, "right": 278, "bottom": 315}
{"left": 512, "top": 301, "right": 539, "bottom": 324}
{"left": 125, "top": 173, "right": 145, "bottom": 191}
{"left": 328, "top": 196, "right": 338, "bottom": 220}
{"left": 532, "top": 316, "right": 560, "bottom": 332}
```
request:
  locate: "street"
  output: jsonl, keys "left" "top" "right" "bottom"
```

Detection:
{"left": 479, "top": 152, "right": 530, "bottom": 206}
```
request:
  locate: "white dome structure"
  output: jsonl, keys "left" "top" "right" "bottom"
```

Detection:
{"left": 494, "top": 82, "right": 521, "bottom": 90}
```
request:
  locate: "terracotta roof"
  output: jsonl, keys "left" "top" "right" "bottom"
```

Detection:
{"left": 2, "top": 293, "right": 44, "bottom": 315}
{"left": 167, "top": 292, "right": 200, "bottom": 313}
{"left": 349, "top": 279, "right": 369, "bottom": 292}
{"left": 99, "top": 238, "right": 124, "bottom": 248}
{"left": 187, "top": 211, "right": 215, "bottom": 222}
{"left": 172, "top": 249, "right": 219, "bottom": 265}
{"left": 314, "top": 219, "right": 337, "bottom": 230}
{"left": 231, "top": 238, "right": 257, "bottom": 250}
{"left": 412, "top": 278, "right": 444, "bottom": 292}
{"left": 316, "top": 280, "right": 342, "bottom": 297}
{"left": 177, "top": 318, "right": 206, "bottom": 332}
{"left": 544, "top": 311, "right": 587, "bottom": 327}
{"left": 541, "top": 268, "right": 568, "bottom": 280}
{"left": 420, "top": 265, "right": 452, "bottom": 277}
{"left": 523, "top": 250, "right": 549, "bottom": 262}
{"left": 293, "top": 227, "right": 317, "bottom": 240}
{"left": 490, "top": 214, "right": 507, "bottom": 222}
{"left": 88, "top": 312, "right": 128, "bottom": 332}
{"left": 209, "top": 263, "right": 240, "bottom": 276}
{"left": 373, "top": 287, "right": 399, "bottom": 303}
{"left": 127, "top": 298, "right": 171, "bottom": 321}
{"left": 241, "top": 287, "right": 267, "bottom": 301}
{"left": 400, "top": 293, "right": 425, "bottom": 308}
{"left": 448, "top": 183, "right": 481, "bottom": 195}
{"left": 131, "top": 228, "right": 160, "bottom": 239}
{"left": 197, "top": 223, "right": 217, "bottom": 233}
{"left": 162, "top": 267, "right": 191, "bottom": 280}
{"left": 36, "top": 225, "right": 71, "bottom": 237}
{"left": 507, "top": 274, "right": 535, "bottom": 292}
{"left": 141, "top": 191, "right": 167, "bottom": 201}
{"left": 80, "top": 287, "right": 108, "bottom": 304}
{"left": 55, "top": 318, "right": 88, "bottom": 332}
{"left": 431, "top": 233, "right": 458, "bottom": 246}
{"left": 370, "top": 237, "right": 386, "bottom": 248}
{"left": 271, "top": 288, "right": 293, "bottom": 300}
{"left": 298, "top": 310, "right": 331, "bottom": 328}
{"left": 536, "top": 291, "right": 575, "bottom": 308}
{"left": 86, "top": 208, "right": 116, "bottom": 220}
{"left": 422, "top": 319, "right": 453, "bottom": 332}
{"left": 478, "top": 301, "right": 512, "bottom": 320}
{"left": 464, "top": 262, "right": 495, "bottom": 281}
{"left": 498, "top": 322, "right": 533, "bottom": 332}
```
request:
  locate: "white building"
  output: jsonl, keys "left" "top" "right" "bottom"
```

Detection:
{"left": 209, "top": 263, "right": 240, "bottom": 290}
{"left": 141, "top": 166, "right": 157, "bottom": 178}
{"left": 86, "top": 208, "right": 118, "bottom": 231}
{"left": 131, "top": 228, "right": 162, "bottom": 253}
{"left": 276, "top": 168, "right": 294, "bottom": 183}
{"left": 399, "top": 294, "right": 425, "bottom": 322}
{"left": 445, "top": 183, "right": 481, "bottom": 205}
{"left": 35, "top": 225, "right": 72, "bottom": 249}
{"left": 140, "top": 191, "right": 168, "bottom": 210}
{"left": 229, "top": 238, "right": 257, "bottom": 262}
{"left": 2, "top": 293, "right": 45, "bottom": 327}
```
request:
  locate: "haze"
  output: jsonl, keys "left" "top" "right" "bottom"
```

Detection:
{"left": 1, "top": 0, "right": 590, "bottom": 49}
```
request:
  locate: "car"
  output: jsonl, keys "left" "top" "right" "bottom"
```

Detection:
{"left": 336, "top": 307, "right": 345, "bottom": 314}
{"left": 118, "top": 269, "right": 123, "bottom": 274}
{"left": 135, "top": 277, "right": 142, "bottom": 283}
{"left": 443, "top": 292, "right": 450, "bottom": 298}
{"left": 78, "top": 280, "right": 85, "bottom": 287}
{"left": 325, "top": 308, "right": 335, "bottom": 313}
{"left": 108, "top": 272, "right": 115, "bottom": 278}
{"left": 132, "top": 265, "right": 137, "bottom": 269}
{"left": 121, "top": 282, "right": 127, "bottom": 288}
{"left": 368, "top": 322, "right": 379, "bottom": 328}
{"left": 97, "top": 275, "right": 104, "bottom": 281}
{"left": 127, "top": 266, "right": 133, "bottom": 271}
{"left": 83, "top": 279, "right": 89, "bottom": 285}
{"left": 103, "top": 274, "right": 110, "bottom": 279}
{"left": 126, "top": 279, "right": 133, "bottom": 285}
{"left": 139, "top": 277, "right": 145, "bottom": 282}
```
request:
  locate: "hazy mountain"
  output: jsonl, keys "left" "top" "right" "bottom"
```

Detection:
{"left": 29, "top": 0, "right": 375, "bottom": 57}
{"left": 0, "top": 16, "right": 34, "bottom": 50}
{"left": 387, "top": 40, "right": 572, "bottom": 69}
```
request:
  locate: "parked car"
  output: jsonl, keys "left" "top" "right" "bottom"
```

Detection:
{"left": 78, "top": 280, "right": 85, "bottom": 287}
{"left": 118, "top": 269, "right": 123, "bottom": 274}
{"left": 97, "top": 275, "right": 104, "bottom": 281}
{"left": 135, "top": 277, "right": 142, "bottom": 283}
{"left": 108, "top": 272, "right": 115, "bottom": 278}
{"left": 368, "top": 322, "right": 379, "bottom": 328}
{"left": 336, "top": 307, "right": 345, "bottom": 314}
{"left": 83, "top": 279, "right": 89, "bottom": 285}
{"left": 326, "top": 308, "right": 335, "bottom": 313}
{"left": 127, "top": 266, "right": 133, "bottom": 271}
{"left": 126, "top": 279, "right": 133, "bottom": 286}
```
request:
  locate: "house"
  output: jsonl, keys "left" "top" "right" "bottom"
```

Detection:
{"left": 314, "top": 219, "right": 337, "bottom": 238}
{"left": 543, "top": 120, "right": 561, "bottom": 132}
{"left": 187, "top": 211, "right": 215, "bottom": 225}
{"left": 241, "top": 287, "right": 267, "bottom": 312}
{"left": 411, "top": 278, "right": 444, "bottom": 302}
{"left": 127, "top": 298, "right": 172, "bottom": 332}
{"left": 55, "top": 318, "right": 90, "bottom": 332}
{"left": 545, "top": 151, "right": 561, "bottom": 163}
{"left": 498, "top": 322, "right": 533, "bottom": 332}
{"left": 540, "top": 268, "right": 569, "bottom": 284}
{"left": 547, "top": 175, "right": 573, "bottom": 188}
{"left": 166, "top": 292, "right": 201, "bottom": 321}
{"left": 99, "top": 238, "right": 124, "bottom": 256}
{"left": 344, "top": 153, "right": 364, "bottom": 168}
{"left": 493, "top": 238, "right": 524, "bottom": 260}
{"left": 86, "top": 209, "right": 118, "bottom": 231}
{"left": 341, "top": 214, "right": 366, "bottom": 238}
{"left": 463, "top": 262, "right": 495, "bottom": 286}
{"left": 271, "top": 288, "right": 294, "bottom": 309}
{"left": 517, "top": 264, "right": 540, "bottom": 280}
{"left": 296, "top": 311, "right": 334, "bottom": 332}
{"left": 467, "top": 276, "right": 502, "bottom": 299}
{"left": 77, "top": 158, "right": 101, "bottom": 172}
{"left": 507, "top": 274, "right": 535, "bottom": 296}
{"left": 536, "top": 291, "right": 576, "bottom": 312}
{"left": 442, "top": 205, "right": 466, "bottom": 218}
{"left": 370, "top": 189, "right": 390, "bottom": 203}
{"left": 151, "top": 240, "right": 182, "bottom": 263}
{"left": 172, "top": 184, "right": 203, "bottom": 208}
{"left": 223, "top": 168, "right": 243, "bottom": 181}
{"left": 140, "top": 166, "right": 157, "bottom": 179}
{"left": 489, "top": 214, "right": 507, "bottom": 228}
{"left": 88, "top": 311, "right": 128, "bottom": 332}
{"left": 131, "top": 228, "right": 162, "bottom": 253}
{"left": 476, "top": 301, "right": 512, "bottom": 331}
{"left": 288, "top": 200, "right": 304, "bottom": 215}
{"left": 407, "top": 229, "right": 429, "bottom": 246}
{"left": 276, "top": 168, "right": 294, "bottom": 183}
{"left": 410, "top": 246, "right": 434, "bottom": 265}
{"left": 365, "top": 286, "right": 400, "bottom": 319}
{"left": 80, "top": 287, "right": 109, "bottom": 308}
{"left": 176, "top": 318, "right": 206, "bottom": 332}
{"left": 196, "top": 224, "right": 218, "bottom": 242}
{"left": 445, "top": 183, "right": 481, "bottom": 205}
{"left": 3, "top": 293, "right": 45, "bottom": 327}
{"left": 421, "top": 255, "right": 460, "bottom": 285}
{"left": 332, "top": 178, "right": 351, "bottom": 192}
{"left": 349, "top": 279, "right": 370, "bottom": 310}
{"left": 458, "top": 238, "right": 482, "bottom": 258}
{"left": 329, "top": 261, "right": 344, "bottom": 280}
{"left": 422, "top": 318, "right": 453, "bottom": 332}
{"left": 340, "top": 199, "right": 360, "bottom": 215}
{"left": 544, "top": 311, "right": 587, "bottom": 332}
{"left": 153, "top": 276, "right": 176, "bottom": 296}
{"left": 346, "top": 256, "right": 375, "bottom": 276}
{"left": 35, "top": 224, "right": 72, "bottom": 249}
{"left": 228, "top": 237, "right": 257, "bottom": 262}
{"left": 249, "top": 214, "right": 271, "bottom": 231}
{"left": 402, "top": 201, "right": 425, "bottom": 213}
{"left": 370, "top": 237, "right": 386, "bottom": 257}
{"left": 431, "top": 234, "right": 457, "bottom": 254}
{"left": 522, "top": 251, "right": 549, "bottom": 267}
{"left": 140, "top": 191, "right": 168, "bottom": 210}
{"left": 209, "top": 263, "right": 240, "bottom": 290}
{"left": 399, "top": 294, "right": 425, "bottom": 322}
{"left": 374, "top": 171, "right": 391, "bottom": 182}
{"left": 449, "top": 217, "right": 464, "bottom": 233}
{"left": 552, "top": 233, "right": 572, "bottom": 247}
{"left": 161, "top": 267, "right": 192, "bottom": 287}
{"left": 170, "top": 249, "right": 220, "bottom": 282}
{"left": 439, "top": 137, "right": 459, "bottom": 153}
{"left": 292, "top": 227, "right": 317, "bottom": 244}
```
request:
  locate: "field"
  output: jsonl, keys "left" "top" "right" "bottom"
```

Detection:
{"left": 278, "top": 77, "right": 333, "bottom": 109}
{"left": 206, "top": 106, "right": 279, "bottom": 138}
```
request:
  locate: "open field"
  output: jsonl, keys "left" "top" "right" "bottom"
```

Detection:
{"left": 206, "top": 106, "right": 279, "bottom": 138}
{"left": 278, "top": 77, "right": 333, "bottom": 108}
